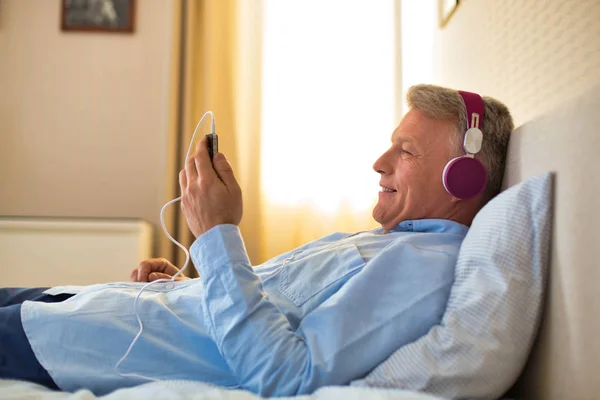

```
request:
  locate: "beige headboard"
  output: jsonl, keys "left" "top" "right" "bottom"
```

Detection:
{"left": 502, "top": 85, "right": 600, "bottom": 400}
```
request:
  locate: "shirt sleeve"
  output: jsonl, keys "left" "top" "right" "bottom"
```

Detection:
{"left": 191, "top": 224, "right": 455, "bottom": 397}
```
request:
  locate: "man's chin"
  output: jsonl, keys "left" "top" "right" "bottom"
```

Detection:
{"left": 372, "top": 207, "right": 405, "bottom": 231}
{"left": 371, "top": 205, "right": 391, "bottom": 227}
{"left": 371, "top": 205, "right": 382, "bottom": 224}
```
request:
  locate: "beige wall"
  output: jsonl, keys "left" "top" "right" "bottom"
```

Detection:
{"left": 432, "top": 0, "right": 600, "bottom": 127}
{"left": 0, "top": 0, "right": 176, "bottom": 247}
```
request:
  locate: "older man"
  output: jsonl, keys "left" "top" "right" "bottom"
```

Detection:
{"left": 0, "top": 85, "right": 514, "bottom": 396}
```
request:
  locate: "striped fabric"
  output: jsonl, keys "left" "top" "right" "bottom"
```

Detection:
{"left": 351, "top": 173, "right": 553, "bottom": 400}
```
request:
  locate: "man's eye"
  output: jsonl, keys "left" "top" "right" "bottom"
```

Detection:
{"left": 401, "top": 149, "right": 413, "bottom": 156}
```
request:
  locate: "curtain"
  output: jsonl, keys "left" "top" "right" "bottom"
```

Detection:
{"left": 161, "top": 0, "right": 398, "bottom": 268}
{"left": 159, "top": 0, "right": 265, "bottom": 271}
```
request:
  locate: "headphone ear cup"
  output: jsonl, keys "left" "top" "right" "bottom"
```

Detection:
{"left": 442, "top": 156, "right": 488, "bottom": 199}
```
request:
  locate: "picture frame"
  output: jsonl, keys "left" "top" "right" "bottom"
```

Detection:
{"left": 61, "top": 0, "right": 135, "bottom": 33}
{"left": 439, "top": 0, "right": 460, "bottom": 28}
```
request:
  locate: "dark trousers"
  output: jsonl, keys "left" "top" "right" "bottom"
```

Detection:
{"left": 0, "top": 288, "right": 73, "bottom": 390}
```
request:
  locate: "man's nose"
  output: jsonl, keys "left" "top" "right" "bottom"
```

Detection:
{"left": 373, "top": 152, "right": 390, "bottom": 175}
{"left": 373, "top": 149, "right": 394, "bottom": 175}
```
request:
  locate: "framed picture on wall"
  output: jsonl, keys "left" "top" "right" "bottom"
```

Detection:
{"left": 61, "top": 0, "right": 135, "bottom": 33}
{"left": 439, "top": 0, "right": 460, "bottom": 28}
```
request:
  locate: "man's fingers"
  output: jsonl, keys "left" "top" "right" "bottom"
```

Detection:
{"left": 179, "top": 169, "right": 187, "bottom": 191}
{"left": 149, "top": 272, "right": 172, "bottom": 282}
{"left": 137, "top": 261, "right": 152, "bottom": 282}
{"left": 136, "top": 258, "right": 180, "bottom": 282}
{"left": 212, "top": 153, "right": 239, "bottom": 190}
{"left": 158, "top": 261, "right": 181, "bottom": 277}
{"left": 194, "top": 136, "right": 215, "bottom": 180}
{"left": 185, "top": 150, "right": 199, "bottom": 185}
{"left": 130, "top": 268, "right": 138, "bottom": 282}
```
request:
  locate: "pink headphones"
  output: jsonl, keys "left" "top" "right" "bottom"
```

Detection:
{"left": 442, "top": 90, "right": 487, "bottom": 200}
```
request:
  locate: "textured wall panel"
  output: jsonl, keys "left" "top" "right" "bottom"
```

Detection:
{"left": 434, "top": 0, "right": 600, "bottom": 127}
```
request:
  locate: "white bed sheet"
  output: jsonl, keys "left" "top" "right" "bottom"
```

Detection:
{"left": 0, "top": 380, "right": 442, "bottom": 400}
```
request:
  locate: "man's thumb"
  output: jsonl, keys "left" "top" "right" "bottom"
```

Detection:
{"left": 213, "top": 153, "right": 237, "bottom": 188}
{"left": 149, "top": 272, "right": 171, "bottom": 282}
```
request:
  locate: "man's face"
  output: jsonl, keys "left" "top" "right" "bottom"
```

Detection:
{"left": 372, "top": 108, "right": 459, "bottom": 230}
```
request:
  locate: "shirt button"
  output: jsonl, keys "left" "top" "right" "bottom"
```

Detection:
{"left": 165, "top": 283, "right": 175, "bottom": 290}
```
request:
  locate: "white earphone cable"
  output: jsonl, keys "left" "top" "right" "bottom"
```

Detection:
{"left": 114, "top": 111, "right": 215, "bottom": 381}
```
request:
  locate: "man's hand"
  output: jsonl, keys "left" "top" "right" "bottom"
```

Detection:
{"left": 130, "top": 258, "right": 190, "bottom": 282}
{"left": 179, "top": 136, "right": 243, "bottom": 238}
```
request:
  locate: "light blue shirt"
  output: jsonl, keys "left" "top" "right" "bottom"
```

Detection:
{"left": 21, "top": 219, "right": 468, "bottom": 396}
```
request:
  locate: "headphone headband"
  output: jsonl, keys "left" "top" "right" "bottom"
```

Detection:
{"left": 458, "top": 90, "right": 485, "bottom": 130}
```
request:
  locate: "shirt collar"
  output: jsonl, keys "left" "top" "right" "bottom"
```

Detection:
{"left": 386, "top": 219, "right": 469, "bottom": 235}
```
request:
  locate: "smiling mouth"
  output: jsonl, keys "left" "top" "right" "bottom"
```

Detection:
{"left": 380, "top": 186, "right": 397, "bottom": 193}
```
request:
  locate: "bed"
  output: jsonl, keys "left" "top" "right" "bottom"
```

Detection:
{"left": 500, "top": 84, "right": 600, "bottom": 399}
{"left": 2, "top": 85, "right": 599, "bottom": 399}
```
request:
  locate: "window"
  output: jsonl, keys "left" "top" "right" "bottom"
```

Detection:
{"left": 261, "top": 0, "right": 396, "bottom": 213}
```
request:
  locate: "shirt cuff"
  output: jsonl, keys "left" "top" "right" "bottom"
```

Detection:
{"left": 189, "top": 224, "right": 251, "bottom": 278}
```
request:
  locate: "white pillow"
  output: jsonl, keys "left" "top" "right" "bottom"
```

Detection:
{"left": 351, "top": 172, "right": 553, "bottom": 400}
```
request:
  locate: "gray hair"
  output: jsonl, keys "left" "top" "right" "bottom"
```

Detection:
{"left": 406, "top": 84, "right": 514, "bottom": 205}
